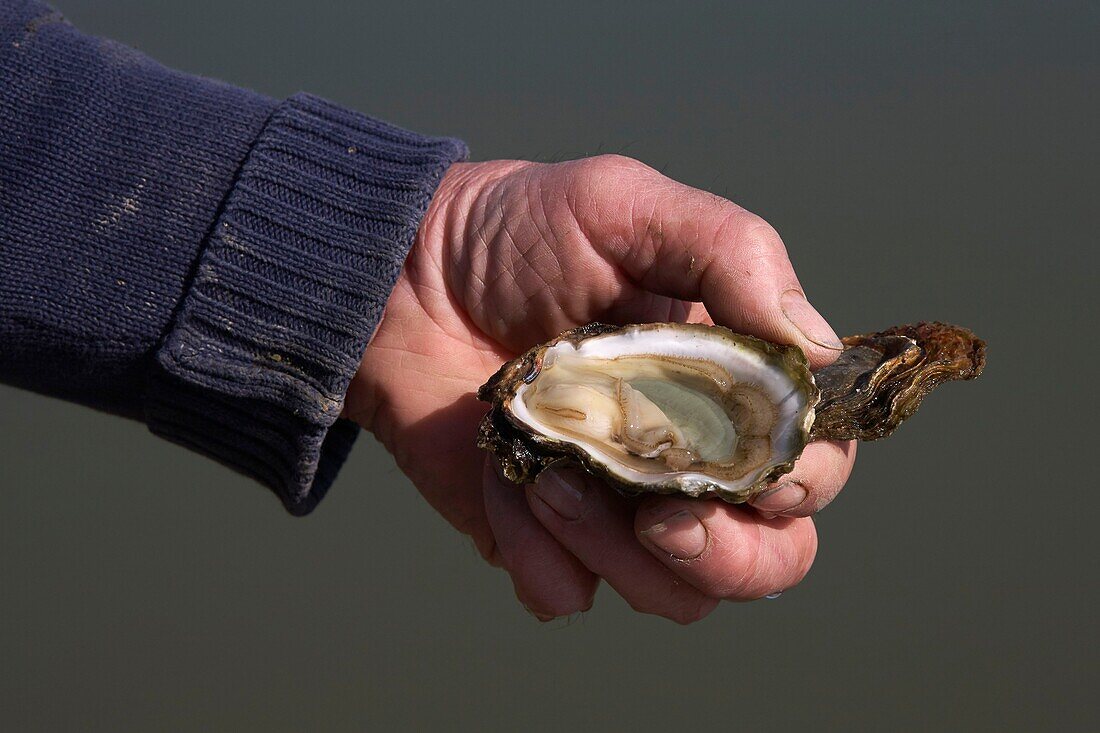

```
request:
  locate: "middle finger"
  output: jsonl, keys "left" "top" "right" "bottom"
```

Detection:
{"left": 526, "top": 464, "right": 719, "bottom": 624}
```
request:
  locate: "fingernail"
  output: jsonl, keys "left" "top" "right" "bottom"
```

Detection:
{"left": 780, "top": 290, "right": 844, "bottom": 350}
{"left": 532, "top": 467, "right": 586, "bottom": 520}
{"left": 641, "top": 510, "right": 708, "bottom": 560}
{"left": 753, "top": 482, "right": 808, "bottom": 513}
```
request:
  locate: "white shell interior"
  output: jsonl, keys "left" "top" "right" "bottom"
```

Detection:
{"left": 508, "top": 325, "right": 815, "bottom": 496}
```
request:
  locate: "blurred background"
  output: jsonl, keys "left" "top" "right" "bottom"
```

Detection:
{"left": 1, "top": 1, "right": 1096, "bottom": 730}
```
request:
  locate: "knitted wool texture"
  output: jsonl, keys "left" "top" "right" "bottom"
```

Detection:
{"left": 0, "top": 0, "right": 467, "bottom": 513}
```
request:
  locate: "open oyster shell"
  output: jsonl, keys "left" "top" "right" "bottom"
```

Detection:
{"left": 478, "top": 321, "right": 985, "bottom": 503}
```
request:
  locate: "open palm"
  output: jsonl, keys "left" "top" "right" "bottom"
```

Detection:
{"left": 346, "top": 156, "right": 856, "bottom": 623}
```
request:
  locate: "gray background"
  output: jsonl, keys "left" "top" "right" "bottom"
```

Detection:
{"left": 1, "top": 1, "right": 1096, "bottom": 730}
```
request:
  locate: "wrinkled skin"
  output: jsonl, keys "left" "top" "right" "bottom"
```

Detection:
{"left": 345, "top": 157, "right": 857, "bottom": 624}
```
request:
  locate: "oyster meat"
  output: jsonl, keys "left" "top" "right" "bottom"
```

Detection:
{"left": 478, "top": 321, "right": 985, "bottom": 502}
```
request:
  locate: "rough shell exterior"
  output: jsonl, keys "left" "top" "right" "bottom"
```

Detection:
{"left": 809, "top": 322, "right": 986, "bottom": 441}
{"left": 477, "top": 320, "right": 986, "bottom": 503}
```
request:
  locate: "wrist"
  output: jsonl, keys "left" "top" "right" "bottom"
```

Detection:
{"left": 342, "top": 161, "right": 476, "bottom": 432}
{"left": 343, "top": 159, "right": 535, "bottom": 435}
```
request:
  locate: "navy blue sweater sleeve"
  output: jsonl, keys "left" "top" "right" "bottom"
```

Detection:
{"left": 0, "top": 1, "right": 468, "bottom": 514}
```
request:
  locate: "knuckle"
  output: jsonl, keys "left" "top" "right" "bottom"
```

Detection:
{"left": 727, "top": 212, "right": 788, "bottom": 260}
{"left": 703, "top": 210, "right": 795, "bottom": 293}
{"left": 738, "top": 211, "right": 780, "bottom": 240}
{"left": 576, "top": 153, "right": 656, "bottom": 181}
{"left": 596, "top": 153, "right": 653, "bottom": 173}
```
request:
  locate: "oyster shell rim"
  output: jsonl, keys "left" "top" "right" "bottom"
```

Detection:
{"left": 477, "top": 322, "right": 820, "bottom": 503}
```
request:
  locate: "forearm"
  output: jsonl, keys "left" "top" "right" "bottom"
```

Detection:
{"left": 0, "top": 0, "right": 467, "bottom": 512}
{"left": 0, "top": 0, "right": 277, "bottom": 416}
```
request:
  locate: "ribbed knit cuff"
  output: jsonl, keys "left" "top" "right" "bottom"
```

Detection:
{"left": 147, "top": 94, "right": 468, "bottom": 515}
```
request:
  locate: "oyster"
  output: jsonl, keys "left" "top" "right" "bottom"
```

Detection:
{"left": 809, "top": 322, "right": 987, "bottom": 441}
{"left": 478, "top": 321, "right": 985, "bottom": 502}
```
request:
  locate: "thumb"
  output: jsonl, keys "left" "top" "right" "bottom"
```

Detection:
{"left": 571, "top": 155, "right": 843, "bottom": 368}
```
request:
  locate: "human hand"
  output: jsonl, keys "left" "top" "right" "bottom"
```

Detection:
{"left": 345, "top": 156, "right": 856, "bottom": 623}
